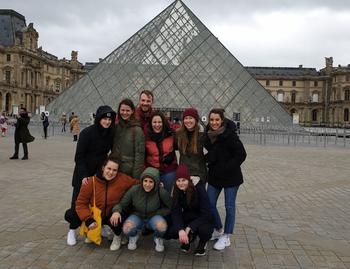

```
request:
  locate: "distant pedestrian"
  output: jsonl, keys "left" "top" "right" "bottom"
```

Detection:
{"left": 0, "top": 113, "right": 8, "bottom": 137}
{"left": 70, "top": 115, "right": 80, "bottom": 142}
{"left": 69, "top": 112, "right": 75, "bottom": 132}
{"left": 41, "top": 112, "right": 49, "bottom": 139}
{"left": 9, "top": 108, "right": 35, "bottom": 160}
{"left": 60, "top": 112, "right": 67, "bottom": 132}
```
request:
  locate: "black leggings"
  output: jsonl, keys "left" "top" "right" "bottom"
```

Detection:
{"left": 64, "top": 208, "right": 126, "bottom": 236}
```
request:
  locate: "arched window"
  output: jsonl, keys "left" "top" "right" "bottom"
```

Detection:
{"left": 312, "top": 109, "right": 317, "bottom": 121}
{"left": 277, "top": 90, "right": 284, "bottom": 102}
{"left": 312, "top": 92, "right": 319, "bottom": 103}
{"left": 344, "top": 108, "right": 349, "bottom": 122}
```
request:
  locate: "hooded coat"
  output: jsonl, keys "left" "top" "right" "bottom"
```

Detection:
{"left": 112, "top": 167, "right": 172, "bottom": 219}
{"left": 71, "top": 106, "right": 116, "bottom": 187}
{"left": 110, "top": 118, "right": 145, "bottom": 179}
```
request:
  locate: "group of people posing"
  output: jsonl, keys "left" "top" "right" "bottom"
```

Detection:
{"left": 64, "top": 90, "right": 247, "bottom": 256}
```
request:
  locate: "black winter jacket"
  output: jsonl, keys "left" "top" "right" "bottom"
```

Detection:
{"left": 71, "top": 106, "right": 116, "bottom": 187}
{"left": 171, "top": 182, "right": 213, "bottom": 232}
{"left": 204, "top": 120, "right": 246, "bottom": 188}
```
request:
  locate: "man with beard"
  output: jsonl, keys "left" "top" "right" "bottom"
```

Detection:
{"left": 135, "top": 90, "right": 154, "bottom": 131}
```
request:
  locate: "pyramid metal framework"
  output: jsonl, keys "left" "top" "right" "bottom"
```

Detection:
{"left": 48, "top": 0, "right": 292, "bottom": 127}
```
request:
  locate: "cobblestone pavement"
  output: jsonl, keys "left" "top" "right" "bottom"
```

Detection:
{"left": 0, "top": 132, "right": 350, "bottom": 269}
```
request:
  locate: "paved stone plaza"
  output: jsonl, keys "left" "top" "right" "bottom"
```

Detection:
{"left": 0, "top": 132, "right": 350, "bottom": 269}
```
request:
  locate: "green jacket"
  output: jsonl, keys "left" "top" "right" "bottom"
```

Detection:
{"left": 176, "top": 131, "right": 207, "bottom": 182}
{"left": 112, "top": 167, "right": 172, "bottom": 219}
{"left": 111, "top": 119, "right": 145, "bottom": 179}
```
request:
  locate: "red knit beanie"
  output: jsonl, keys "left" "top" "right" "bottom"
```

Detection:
{"left": 183, "top": 108, "right": 199, "bottom": 121}
{"left": 175, "top": 164, "right": 190, "bottom": 180}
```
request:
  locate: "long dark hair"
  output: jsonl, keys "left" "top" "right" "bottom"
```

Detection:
{"left": 117, "top": 98, "right": 136, "bottom": 121}
{"left": 172, "top": 179, "right": 197, "bottom": 207}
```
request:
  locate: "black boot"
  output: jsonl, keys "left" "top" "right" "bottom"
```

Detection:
{"left": 22, "top": 143, "right": 28, "bottom": 160}
{"left": 10, "top": 143, "right": 19, "bottom": 159}
{"left": 194, "top": 240, "right": 207, "bottom": 256}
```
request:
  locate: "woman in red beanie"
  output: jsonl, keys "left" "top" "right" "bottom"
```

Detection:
{"left": 175, "top": 108, "right": 207, "bottom": 184}
{"left": 168, "top": 164, "right": 213, "bottom": 256}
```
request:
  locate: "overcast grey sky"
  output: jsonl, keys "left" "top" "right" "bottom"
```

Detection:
{"left": 4, "top": 0, "right": 350, "bottom": 69}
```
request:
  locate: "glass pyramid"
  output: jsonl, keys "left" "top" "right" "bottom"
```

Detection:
{"left": 48, "top": 0, "right": 292, "bottom": 128}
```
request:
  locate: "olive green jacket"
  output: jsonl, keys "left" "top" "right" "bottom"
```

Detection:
{"left": 112, "top": 167, "right": 172, "bottom": 219}
{"left": 111, "top": 119, "right": 145, "bottom": 179}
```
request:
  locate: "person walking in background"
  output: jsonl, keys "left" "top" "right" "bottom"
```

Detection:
{"left": 111, "top": 167, "right": 172, "bottom": 252}
{"left": 144, "top": 111, "right": 178, "bottom": 193}
{"left": 70, "top": 115, "right": 80, "bottom": 142}
{"left": 9, "top": 108, "right": 35, "bottom": 160}
{"left": 60, "top": 112, "right": 67, "bottom": 132}
{"left": 65, "top": 106, "right": 116, "bottom": 246}
{"left": 167, "top": 165, "right": 213, "bottom": 256}
{"left": 110, "top": 98, "right": 145, "bottom": 179}
{"left": 175, "top": 108, "right": 207, "bottom": 184}
{"left": 203, "top": 108, "right": 246, "bottom": 251}
{"left": 41, "top": 112, "right": 49, "bottom": 139}
{"left": 135, "top": 90, "right": 154, "bottom": 131}
{"left": 65, "top": 157, "right": 139, "bottom": 250}
{"left": 0, "top": 113, "right": 8, "bottom": 137}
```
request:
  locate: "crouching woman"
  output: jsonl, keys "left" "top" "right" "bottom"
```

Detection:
{"left": 65, "top": 157, "right": 138, "bottom": 250}
{"left": 167, "top": 164, "right": 213, "bottom": 256}
{"left": 110, "top": 167, "right": 172, "bottom": 252}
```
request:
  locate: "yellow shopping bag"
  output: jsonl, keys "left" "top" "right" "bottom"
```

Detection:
{"left": 79, "top": 177, "right": 102, "bottom": 245}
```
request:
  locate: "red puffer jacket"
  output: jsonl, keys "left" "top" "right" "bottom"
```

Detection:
{"left": 145, "top": 132, "right": 177, "bottom": 174}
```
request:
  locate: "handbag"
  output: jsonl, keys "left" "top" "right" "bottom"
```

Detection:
{"left": 79, "top": 177, "right": 102, "bottom": 245}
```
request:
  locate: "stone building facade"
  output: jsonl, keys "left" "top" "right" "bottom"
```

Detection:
{"left": 0, "top": 10, "right": 85, "bottom": 115}
{"left": 247, "top": 57, "right": 350, "bottom": 127}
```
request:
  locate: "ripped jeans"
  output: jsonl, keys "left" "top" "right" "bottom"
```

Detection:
{"left": 123, "top": 214, "right": 167, "bottom": 238}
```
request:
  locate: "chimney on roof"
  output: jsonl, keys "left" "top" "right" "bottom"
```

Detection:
{"left": 299, "top": 65, "right": 303, "bottom": 68}
{"left": 71, "top": 50, "right": 78, "bottom": 62}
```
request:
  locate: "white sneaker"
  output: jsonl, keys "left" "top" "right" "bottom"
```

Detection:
{"left": 154, "top": 237, "right": 164, "bottom": 252}
{"left": 110, "top": 235, "right": 121, "bottom": 251}
{"left": 84, "top": 237, "right": 92, "bottom": 244}
{"left": 210, "top": 229, "right": 223, "bottom": 241}
{"left": 67, "top": 229, "right": 76, "bottom": 246}
{"left": 128, "top": 235, "right": 139, "bottom": 250}
{"left": 213, "top": 234, "right": 231, "bottom": 250}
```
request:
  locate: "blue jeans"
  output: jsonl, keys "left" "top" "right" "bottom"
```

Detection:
{"left": 207, "top": 184, "right": 239, "bottom": 234}
{"left": 123, "top": 214, "right": 167, "bottom": 238}
{"left": 160, "top": 171, "right": 176, "bottom": 193}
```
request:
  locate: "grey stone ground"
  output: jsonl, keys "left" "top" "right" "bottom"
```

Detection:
{"left": 0, "top": 129, "right": 350, "bottom": 269}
